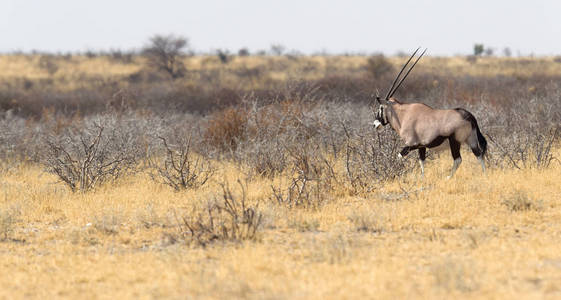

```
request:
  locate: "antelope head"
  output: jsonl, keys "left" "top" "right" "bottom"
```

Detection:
{"left": 373, "top": 47, "right": 427, "bottom": 130}
{"left": 373, "top": 91, "right": 388, "bottom": 129}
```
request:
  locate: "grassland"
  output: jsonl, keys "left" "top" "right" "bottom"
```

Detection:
{"left": 2, "top": 53, "right": 561, "bottom": 118}
{"left": 1, "top": 53, "right": 561, "bottom": 299}
{"left": 3, "top": 54, "right": 561, "bottom": 77}
{"left": 1, "top": 149, "right": 561, "bottom": 299}
{"left": 3, "top": 55, "right": 561, "bottom": 86}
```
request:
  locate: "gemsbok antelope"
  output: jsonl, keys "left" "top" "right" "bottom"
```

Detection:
{"left": 373, "top": 48, "right": 487, "bottom": 178}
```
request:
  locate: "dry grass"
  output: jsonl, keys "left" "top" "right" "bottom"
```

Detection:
{"left": 0, "top": 55, "right": 140, "bottom": 80}
{"left": 3, "top": 54, "right": 561, "bottom": 83}
{"left": 1, "top": 52, "right": 561, "bottom": 298}
{"left": 1, "top": 147, "right": 561, "bottom": 299}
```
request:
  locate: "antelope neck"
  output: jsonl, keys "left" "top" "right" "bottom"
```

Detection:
{"left": 386, "top": 102, "right": 403, "bottom": 132}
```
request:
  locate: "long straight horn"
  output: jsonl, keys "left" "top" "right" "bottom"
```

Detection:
{"left": 388, "top": 48, "right": 427, "bottom": 99}
{"left": 384, "top": 47, "right": 420, "bottom": 100}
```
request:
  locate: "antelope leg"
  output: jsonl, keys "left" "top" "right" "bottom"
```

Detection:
{"left": 447, "top": 157, "right": 462, "bottom": 179}
{"left": 398, "top": 147, "right": 411, "bottom": 158}
{"left": 418, "top": 147, "right": 426, "bottom": 177}
{"left": 478, "top": 156, "right": 486, "bottom": 173}
{"left": 447, "top": 138, "right": 462, "bottom": 179}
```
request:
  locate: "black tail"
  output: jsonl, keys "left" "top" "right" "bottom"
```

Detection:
{"left": 454, "top": 108, "right": 487, "bottom": 156}
{"left": 475, "top": 126, "right": 487, "bottom": 156}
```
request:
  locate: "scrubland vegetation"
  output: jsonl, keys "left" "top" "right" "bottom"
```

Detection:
{"left": 1, "top": 41, "right": 560, "bottom": 298}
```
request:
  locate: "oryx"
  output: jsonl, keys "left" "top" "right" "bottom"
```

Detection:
{"left": 373, "top": 48, "right": 487, "bottom": 178}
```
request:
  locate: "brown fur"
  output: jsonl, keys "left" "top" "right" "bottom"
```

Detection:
{"left": 375, "top": 98, "right": 487, "bottom": 177}
{"left": 373, "top": 48, "right": 486, "bottom": 177}
{"left": 386, "top": 99, "right": 471, "bottom": 147}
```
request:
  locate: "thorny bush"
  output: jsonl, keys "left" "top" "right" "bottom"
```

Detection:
{"left": 177, "top": 181, "right": 262, "bottom": 247}
{"left": 1, "top": 54, "right": 561, "bottom": 194}
{"left": 42, "top": 114, "right": 144, "bottom": 192}
{"left": 149, "top": 133, "right": 215, "bottom": 191}
{"left": 342, "top": 119, "right": 415, "bottom": 194}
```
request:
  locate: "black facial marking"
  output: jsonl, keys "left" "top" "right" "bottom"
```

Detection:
{"left": 377, "top": 106, "right": 388, "bottom": 126}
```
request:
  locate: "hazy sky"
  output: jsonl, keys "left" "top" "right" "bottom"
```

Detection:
{"left": 1, "top": 0, "right": 560, "bottom": 55}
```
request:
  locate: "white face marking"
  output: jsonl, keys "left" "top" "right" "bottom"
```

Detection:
{"left": 373, "top": 120, "right": 382, "bottom": 129}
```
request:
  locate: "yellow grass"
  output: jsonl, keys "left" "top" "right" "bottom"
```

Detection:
{"left": 0, "top": 55, "right": 140, "bottom": 80}
{"left": 2, "top": 148, "right": 561, "bottom": 299}
{"left": 2, "top": 54, "right": 561, "bottom": 85}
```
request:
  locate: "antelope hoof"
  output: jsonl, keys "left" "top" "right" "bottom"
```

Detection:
{"left": 398, "top": 153, "right": 403, "bottom": 159}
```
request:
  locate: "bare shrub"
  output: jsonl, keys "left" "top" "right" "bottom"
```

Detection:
{"left": 465, "top": 55, "right": 478, "bottom": 64}
{"left": 473, "top": 44, "right": 484, "bottom": 56}
{"left": 270, "top": 44, "right": 286, "bottom": 56}
{"left": 42, "top": 116, "right": 141, "bottom": 192}
{"left": 238, "top": 48, "right": 250, "bottom": 56}
{"left": 205, "top": 106, "right": 248, "bottom": 151}
{"left": 0, "top": 207, "right": 18, "bottom": 241}
{"left": 342, "top": 122, "right": 414, "bottom": 194}
{"left": 484, "top": 47, "right": 495, "bottom": 57}
{"left": 235, "top": 100, "right": 346, "bottom": 181}
{"left": 84, "top": 50, "right": 98, "bottom": 58}
{"left": 347, "top": 210, "right": 384, "bottom": 233}
{"left": 108, "top": 49, "right": 134, "bottom": 64}
{"left": 234, "top": 101, "right": 399, "bottom": 201}
{"left": 236, "top": 137, "right": 288, "bottom": 178}
{"left": 366, "top": 54, "right": 394, "bottom": 78}
{"left": 38, "top": 55, "right": 59, "bottom": 75}
{"left": 288, "top": 216, "right": 320, "bottom": 232}
{"left": 234, "top": 66, "right": 262, "bottom": 80}
{"left": 1, "top": 109, "right": 49, "bottom": 164}
{"left": 92, "top": 213, "right": 122, "bottom": 235}
{"left": 267, "top": 145, "right": 332, "bottom": 208}
{"left": 216, "top": 49, "right": 230, "bottom": 64}
{"left": 488, "top": 125, "right": 559, "bottom": 169}
{"left": 177, "top": 181, "right": 262, "bottom": 247}
{"left": 240, "top": 101, "right": 337, "bottom": 208}
{"left": 502, "top": 190, "right": 541, "bottom": 211}
{"left": 236, "top": 100, "right": 307, "bottom": 177}
{"left": 287, "top": 137, "right": 335, "bottom": 181}
{"left": 149, "top": 135, "right": 214, "bottom": 191}
{"left": 270, "top": 175, "right": 328, "bottom": 209}
{"left": 136, "top": 204, "right": 172, "bottom": 229}
{"left": 0, "top": 113, "right": 27, "bottom": 163}
{"left": 274, "top": 142, "right": 334, "bottom": 207}
{"left": 142, "top": 34, "right": 188, "bottom": 78}
{"left": 431, "top": 258, "right": 479, "bottom": 292}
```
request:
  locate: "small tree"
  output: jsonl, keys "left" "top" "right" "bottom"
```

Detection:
{"left": 142, "top": 34, "right": 188, "bottom": 78}
{"left": 43, "top": 118, "right": 140, "bottom": 192}
{"left": 473, "top": 44, "right": 484, "bottom": 56}
{"left": 238, "top": 48, "right": 250, "bottom": 56}
{"left": 216, "top": 49, "right": 230, "bottom": 64}
{"left": 178, "top": 181, "right": 262, "bottom": 246}
{"left": 149, "top": 135, "right": 214, "bottom": 191}
{"left": 270, "top": 44, "right": 285, "bottom": 56}
{"left": 366, "top": 54, "right": 394, "bottom": 78}
{"left": 38, "top": 55, "right": 59, "bottom": 75}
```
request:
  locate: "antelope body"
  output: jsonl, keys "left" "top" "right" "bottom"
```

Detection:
{"left": 373, "top": 48, "right": 487, "bottom": 178}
